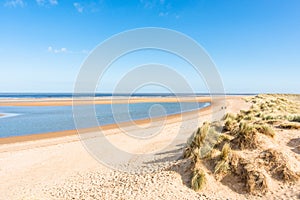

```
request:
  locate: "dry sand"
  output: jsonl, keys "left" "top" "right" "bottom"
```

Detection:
{"left": 0, "top": 96, "right": 299, "bottom": 199}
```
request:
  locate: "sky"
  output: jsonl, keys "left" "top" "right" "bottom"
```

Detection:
{"left": 0, "top": 0, "right": 299, "bottom": 94}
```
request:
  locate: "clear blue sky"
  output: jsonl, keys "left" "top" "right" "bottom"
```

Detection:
{"left": 0, "top": 0, "right": 299, "bottom": 93}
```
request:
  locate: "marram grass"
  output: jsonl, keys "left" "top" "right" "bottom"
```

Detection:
{"left": 191, "top": 169, "right": 206, "bottom": 192}
{"left": 184, "top": 94, "right": 300, "bottom": 194}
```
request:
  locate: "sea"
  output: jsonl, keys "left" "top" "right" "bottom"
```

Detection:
{"left": 0, "top": 93, "right": 219, "bottom": 138}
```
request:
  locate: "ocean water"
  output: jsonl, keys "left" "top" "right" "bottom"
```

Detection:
{"left": 0, "top": 102, "right": 209, "bottom": 138}
{"left": 0, "top": 92, "right": 256, "bottom": 99}
{"left": 0, "top": 93, "right": 197, "bottom": 98}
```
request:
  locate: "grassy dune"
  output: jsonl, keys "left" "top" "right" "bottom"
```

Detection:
{"left": 183, "top": 94, "right": 300, "bottom": 195}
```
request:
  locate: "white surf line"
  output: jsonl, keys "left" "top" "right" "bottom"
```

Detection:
{"left": 202, "top": 102, "right": 211, "bottom": 108}
{"left": 0, "top": 113, "right": 21, "bottom": 119}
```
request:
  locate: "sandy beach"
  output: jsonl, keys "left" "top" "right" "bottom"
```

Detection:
{"left": 0, "top": 96, "right": 211, "bottom": 107}
{"left": 0, "top": 96, "right": 215, "bottom": 197}
{"left": 2, "top": 0, "right": 299, "bottom": 199}
{"left": 0, "top": 95, "right": 299, "bottom": 199}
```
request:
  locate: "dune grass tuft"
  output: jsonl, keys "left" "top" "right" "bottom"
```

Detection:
{"left": 224, "top": 118, "right": 238, "bottom": 133}
{"left": 288, "top": 115, "right": 300, "bottom": 123}
{"left": 191, "top": 168, "right": 206, "bottom": 192}
{"left": 254, "top": 124, "right": 275, "bottom": 138}
{"left": 220, "top": 143, "right": 231, "bottom": 160}
{"left": 278, "top": 123, "right": 300, "bottom": 129}
{"left": 222, "top": 113, "right": 236, "bottom": 121}
{"left": 193, "top": 122, "right": 210, "bottom": 147}
{"left": 214, "top": 143, "right": 231, "bottom": 175}
{"left": 232, "top": 122, "right": 258, "bottom": 150}
{"left": 183, "top": 146, "right": 192, "bottom": 159}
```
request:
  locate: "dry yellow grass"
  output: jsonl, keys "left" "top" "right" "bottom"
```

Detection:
{"left": 278, "top": 123, "right": 300, "bottom": 129}
{"left": 214, "top": 143, "right": 231, "bottom": 175}
{"left": 254, "top": 124, "right": 275, "bottom": 138}
{"left": 184, "top": 94, "right": 300, "bottom": 195}
{"left": 191, "top": 168, "right": 206, "bottom": 192}
{"left": 289, "top": 115, "right": 300, "bottom": 123}
{"left": 232, "top": 122, "right": 258, "bottom": 150}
